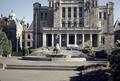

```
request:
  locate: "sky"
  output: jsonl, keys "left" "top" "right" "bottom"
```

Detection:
{"left": 0, "top": 0, "right": 120, "bottom": 24}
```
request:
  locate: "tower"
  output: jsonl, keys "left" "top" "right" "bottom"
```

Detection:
{"left": 48, "top": 0, "right": 60, "bottom": 27}
{"left": 107, "top": 1, "right": 114, "bottom": 33}
{"left": 84, "top": 0, "right": 98, "bottom": 27}
{"left": 33, "top": 2, "right": 42, "bottom": 48}
{"left": 103, "top": 1, "right": 114, "bottom": 52}
{"left": 9, "top": 10, "right": 16, "bottom": 20}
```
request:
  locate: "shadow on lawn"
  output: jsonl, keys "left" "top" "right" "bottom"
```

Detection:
{"left": 70, "top": 70, "right": 109, "bottom": 81}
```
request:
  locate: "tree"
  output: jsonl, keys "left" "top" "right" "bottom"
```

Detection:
{"left": 0, "top": 31, "right": 12, "bottom": 56}
{"left": 3, "top": 40, "right": 12, "bottom": 55}
{"left": 108, "top": 48, "right": 120, "bottom": 81}
{"left": 0, "top": 19, "right": 6, "bottom": 30}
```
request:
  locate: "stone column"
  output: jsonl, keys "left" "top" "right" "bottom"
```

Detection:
{"left": 43, "top": 33, "right": 46, "bottom": 47}
{"left": 75, "top": 34, "right": 77, "bottom": 45}
{"left": 66, "top": 7, "right": 68, "bottom": 20}
{"left": 82, "top": 33, "right": 84, "bottom": 48}
{"left": 71, "top": 7, "right": 74, "bottom": 19}
{"left": 52, "top": 34, "right": 54, "bottom": 47}
{"left": 90, "top": 33, "right": 92, "bottom": 47}
{"left": 77, "top": 7, "right": 79, "bottom": 27}
{"left": 59, "top": 34, "right": 61, "bottom": 47}
{"left": 67, "top": 34, "right": 69, "bottom": 46}
{"left": 77, "top": 7, "right": 79, "bottom": 18}
{"left": 98, "top": 33, "right": 102, "bottom": 47}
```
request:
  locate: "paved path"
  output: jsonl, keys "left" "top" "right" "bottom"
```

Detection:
{"left": 0, "top": 57, "right": 108, "bottom": 81}
{"left": 0, "top": 57, "right": 107, "bottom": 66}
{"left": 0, "top": 69, "right": 80, "bottom": 81}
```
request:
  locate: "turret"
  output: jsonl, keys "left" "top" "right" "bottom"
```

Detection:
{"left": 9, "top": 10, "right": 16, "bottom": 20}
{"left": 33, "top": 2, "right": 41, "bottom": 9}
{"left": 107, "top": 1, "right": 114, "bottom": 15}
{"left": 107, "top": 1, "right": 114, "bottom": 33}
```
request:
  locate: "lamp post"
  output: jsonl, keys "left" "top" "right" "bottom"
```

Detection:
{"left": 22, "top": 30, "right": 25, "bottom": 56}
{"left": 0, "top": 38, "right": 4, "bottom": 56}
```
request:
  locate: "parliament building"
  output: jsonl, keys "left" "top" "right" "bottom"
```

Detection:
{"left": 23, "top": 0, "right": 114, "bottom": 51}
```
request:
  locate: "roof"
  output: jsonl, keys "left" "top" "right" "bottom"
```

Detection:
{"left": 114, "top": 18, "right": 120, "bottom": 32}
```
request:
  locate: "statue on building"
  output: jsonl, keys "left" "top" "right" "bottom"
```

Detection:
{"left": 54, "top": 0, "right": 59, "bottom": 10}
{"left": 53, "top": 34, "right": 60, "bottom": 54}
{"left": 53, "top": 43, "right": 60, "bottom": 54}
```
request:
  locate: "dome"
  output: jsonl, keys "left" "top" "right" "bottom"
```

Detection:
{"left": 21, "top": 17, "right": 27, "bottom": 25}
{"left": 33, "top": 2, "right": 41, "bottom": 8}
{"left": 22, "top": 17, "right": 27, "bottom": 23}
{"left": 9, "top": 10, "right": 16, "bottom": 17}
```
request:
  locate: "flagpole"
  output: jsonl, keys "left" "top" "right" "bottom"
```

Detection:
{"left": 35, "top": 12, "right": 37, "bottom": 49}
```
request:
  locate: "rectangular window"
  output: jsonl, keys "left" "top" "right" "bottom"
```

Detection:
{"left": 68, "top": 21, "right": 71, "bottom": 28}
{"left": 102, "top": 36, "right": 105, "bottom": 45}
{"left": 28, "top": 34, "right": 31, "bottom": 39}
{"left": 99, "top": 12, "right": 102, "bottom": 19}
{"left": 45, "top": 13, "right": 48, "bottom": 20}
{"left": 74, "top": 7, "right": 77, "bottom": 18}
{"left": 62, "top": 7, "right": 65, "bottom": 18}
{"left": 27, "top": 42, "right": 31, "bottom": 47}
{"left": 79, "top": 19, "right": 84, "bottom": 27}
{"left": 79, "top": 7, "right": 83, "bottom": 17}
{"left": 68, "top": 7, "right": 71, "bottom": 18}
{"left": 79, "top": 13, "right": 83, "bottom": 17}
{"left": 74, "top": 21, "right": 77, "bottom": 27}
{"left": 104, "top": 12, "right": 106, "bottom": 20}
{"left": 62, "top": 21, "right": 65, "bottom": 27}
{"left": 79, "top": 7, "right": 83, "bottom": 12}
{"left": 41, "top": 13, "right": 43, "bottom": 20}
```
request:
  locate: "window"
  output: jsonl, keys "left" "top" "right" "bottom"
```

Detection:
{"left": 74, "top": 7, "right": 77, "bottom": 18}
{"left": 62, "top": 7, "right": 65, "bottom": 18}
{"left": 104, "top": 12, "right": 106, "bottom": 20}
{"left": 45, "top": 13, "right": 48, "bottom": 20}
{"left": 79, "top": 7, "right": 83, "bottom": 17}
{"left": 119, "top": 22, "right": 120, "bottom": 26}
{"left": 28, "top": 34, "right": 31, "bottom": 39}
{"left": 79, "top": 13, "right": 83, "bottom": 17}
{"left": 62, "top": 21, "right": 65, "bottom": 27}
{"left": 27, "top": 42, "right": 31, "bottom": 47}
{"left": 68, "top": 7, "right": 71, "bottom": 18}
{"left": 74, "top": 21, "right": 77, "bottom": 27}
{"left": 79, "top": 7, "right": 83, "bottom": 12}
{"left": 79, "top": 19, "right": 84, "bottom": 27}
{"left": 68, "top": 21, "right": 71, "bottom": 28}
{"left": 99, "top": 12, "right": 102, "bottom": 19}
{"left": 41, "top": 13, "right": 43, "bottom": 20}
{"left": 43, "top": 22, "right": 46, "bottom": 27}
{"left": 102, "top": 36, "right": 105, "bottom": 44}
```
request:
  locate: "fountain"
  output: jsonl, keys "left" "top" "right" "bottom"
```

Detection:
{"left": 21, "top": 44, "right": 86, "bottom": 62}
{"left": 46, "top": 43, "right": 71, "bottom": 61}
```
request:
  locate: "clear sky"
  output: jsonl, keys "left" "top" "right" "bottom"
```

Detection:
{"left": 0, "top": 0, "right": 119, "bottom": 24}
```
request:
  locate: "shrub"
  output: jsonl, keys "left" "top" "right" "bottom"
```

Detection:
{"left": 108, "top": 48, "right": 120, "bottom": 81}
{"left": 82, "top": 46, "right": 93, "bottom": 55}
{"left": 12, "top": 52, "right": 23, "bottom": 56}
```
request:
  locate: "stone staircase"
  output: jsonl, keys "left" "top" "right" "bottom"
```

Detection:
{"left": 5, "top": 64, "right": 79, "bottom": 71}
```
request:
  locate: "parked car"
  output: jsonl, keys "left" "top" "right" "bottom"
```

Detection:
{"left": 67, "top": 44, "right": 80, "bottom": 51}
{"left": 95, "top": 50, "right": 108, "bottom": 59}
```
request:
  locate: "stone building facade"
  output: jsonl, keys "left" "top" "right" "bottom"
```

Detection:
{"left": 24, "top": 0, "right": 114, "bottom": 51}
{"left": 0, "top": 11, "right": 28, "bottom": 52}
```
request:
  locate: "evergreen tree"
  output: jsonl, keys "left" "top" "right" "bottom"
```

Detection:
{"left": 0, "top": 31, "right": 12, "bottom": 56}
{"left": 108, "top": 41, "right": 120, "bottom": 81}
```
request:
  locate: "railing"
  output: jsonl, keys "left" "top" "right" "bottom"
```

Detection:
{"left": 43, "top": 27, "right": 101, "bottom": 31}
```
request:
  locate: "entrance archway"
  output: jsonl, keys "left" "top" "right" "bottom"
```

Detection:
{"left": 69, "top": 34, "right": 75, "bottom": 44}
